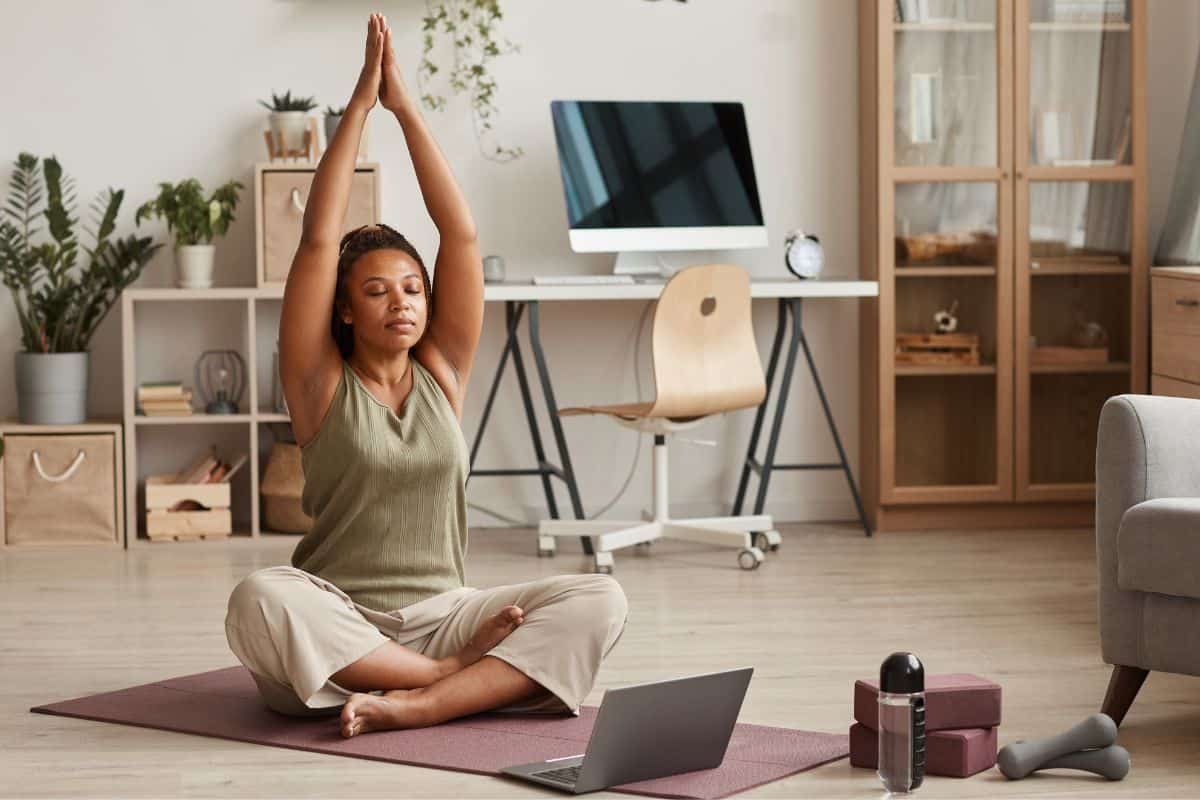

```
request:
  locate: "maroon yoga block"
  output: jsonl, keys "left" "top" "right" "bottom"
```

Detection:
{"left": 854, "top": 673, "right": 1001, "bottom": 731}
{"left": 849, "top": 722, "right": 998, "bottom": 778}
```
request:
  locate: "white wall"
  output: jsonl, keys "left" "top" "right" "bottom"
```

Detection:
{"left": 1, "top": 1, "right": 1196, "bottom": 529}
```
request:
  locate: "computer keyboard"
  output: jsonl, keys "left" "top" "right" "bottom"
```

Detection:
{"left": 533, "top": 764, "right": 583, "bottom": 785}
{"left": 531, "top": 274, "right": 636, "bottom": 286}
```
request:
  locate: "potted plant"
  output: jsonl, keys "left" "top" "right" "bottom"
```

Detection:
{"left": 134, "top": 178, "right": 242, "bottom": 289}
{"left": 0, "top": 152, "right": 162, "bottom": 424}
{"left": 259, "top": 90, "right": 318, "bottom": 156}
{"left": 322, "top": 104, "right": 368, "bottom": 160}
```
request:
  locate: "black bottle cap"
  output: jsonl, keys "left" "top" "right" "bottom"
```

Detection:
{"left": 880, "top": 652, "right": 924, "bottom": 694}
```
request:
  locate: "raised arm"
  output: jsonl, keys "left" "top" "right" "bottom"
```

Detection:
{"left": 278, "top": 14, "right": 383, "bottom": 445}
{"left": 379, "top": 20, "right": 484, "bottom": 410}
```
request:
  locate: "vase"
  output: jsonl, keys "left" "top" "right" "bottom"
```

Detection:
{"left": 14, "top": 351, "right": 90, "bottom": 425}
{"left": 176, "top": 244, "right": 215, "bottom": 289}
{"left": 323, "top": 113, "right": 369, "bottom": 159}
{"left": 269, "top": 110, "right": 310, "bottom": 156}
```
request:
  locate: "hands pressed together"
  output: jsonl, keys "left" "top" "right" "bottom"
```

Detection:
{"left": 351, "top": 12, "right": 410, "bottom": 115}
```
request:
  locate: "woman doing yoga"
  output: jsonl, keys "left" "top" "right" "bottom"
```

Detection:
{"left": 224, "top": 13, "right": 628, "bottom": 739}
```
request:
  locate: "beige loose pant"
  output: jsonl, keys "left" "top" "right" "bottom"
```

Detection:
{"left": 224, "top": 565, "right": 628, "bottom": 717}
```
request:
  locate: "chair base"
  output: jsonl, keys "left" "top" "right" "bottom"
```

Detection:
{"left": 538, "top": 516, "right": 781, "bottom": 574}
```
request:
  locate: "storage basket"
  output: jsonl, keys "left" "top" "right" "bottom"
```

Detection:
{"left": 3, "top": 433, "right": 118, "bottom": 546}
{"left": 261, "top": 442, "right": 311, "bottom": 533}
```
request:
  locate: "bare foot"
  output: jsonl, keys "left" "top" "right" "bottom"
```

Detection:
{"left": 341, "top": 688, "right": 424, "bottom": 737}
{"left": 457, "top": 605, "right": 524, "bottom": 667}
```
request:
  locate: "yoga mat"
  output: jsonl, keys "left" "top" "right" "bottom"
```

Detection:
{"left": 31, "top": 666, "right": 848, "bottom": 799}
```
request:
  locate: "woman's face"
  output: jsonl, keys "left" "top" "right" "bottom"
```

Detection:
{"left": 340, "top": 248, "right": 429, "bottom": 353}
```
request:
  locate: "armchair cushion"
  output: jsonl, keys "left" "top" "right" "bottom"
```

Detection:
{"left": 1117, "top": 497, "right": 1200, "bottom": 600}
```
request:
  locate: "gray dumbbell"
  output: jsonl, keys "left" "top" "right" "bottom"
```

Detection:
{"left": 997, "top": 713, "right": 1119, "bottom": 780}
{"left": 1040, "top": 745, "right": 1131, "bottom": 781}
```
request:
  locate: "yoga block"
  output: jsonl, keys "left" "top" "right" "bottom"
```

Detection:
{"left": 854, "top": 673, "right": 1001, "bottom": 731}
{"left": 849, "top": 722, "right": 998, "bottom": 778}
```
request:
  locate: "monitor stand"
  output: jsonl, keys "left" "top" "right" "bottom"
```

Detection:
{"left": 612, "top": 251, "right": 667, "bottom": 278}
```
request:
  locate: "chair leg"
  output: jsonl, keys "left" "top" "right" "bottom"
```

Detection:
{"left": 1101, "top": 665, "right": 1149, "bottom": 727}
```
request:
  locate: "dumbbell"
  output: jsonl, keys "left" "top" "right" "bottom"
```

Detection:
{"left": 1039, "top": 746, "right": 1131, "bottom": 781}
{"left": 997, "top": 713, "right": 1128, "bottom": 780}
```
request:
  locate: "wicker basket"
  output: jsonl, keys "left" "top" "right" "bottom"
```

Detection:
{"left": 260, "top": 442, "right": 311, "bottom": 533}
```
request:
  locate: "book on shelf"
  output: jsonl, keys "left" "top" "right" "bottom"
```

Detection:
{"left": 138, "top": 382, "right": 191, "bottom": 401}
{"left": 1051, "top": 0, "right": 1127, "bottom": 23}
{"left": 140, "top": 401, "right": 194, "bottom": 416}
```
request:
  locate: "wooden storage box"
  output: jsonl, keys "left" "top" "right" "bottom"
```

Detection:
{"left": 2, "top": 427, "right": 122, "bottom": 547}
{"left": 256, "top": 162, "right": 380, "bottom": 286}
{"left": 144, "top": 474, "right": 231, "bottom": 541}
{"left": 895, "top": 333, "right": 981, "bottom": 366}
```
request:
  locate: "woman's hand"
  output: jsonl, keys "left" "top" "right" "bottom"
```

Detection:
{"left": 348, "top": 13, "right": 385, "bottom": 114}
{"left": 379, "top": 19, "right": 414, "bottom": 115}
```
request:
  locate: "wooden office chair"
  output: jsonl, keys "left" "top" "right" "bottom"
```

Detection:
{"left": 538, "top": 263, "right": 782, "bottom": 573}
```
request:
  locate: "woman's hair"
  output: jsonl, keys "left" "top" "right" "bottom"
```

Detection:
{"left": 331, "top": 223, "right": 433, "bottom": 358}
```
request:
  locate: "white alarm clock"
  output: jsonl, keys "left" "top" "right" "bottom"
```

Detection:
{"left": 785, "top": 229, "right": 824, "bottom": 279}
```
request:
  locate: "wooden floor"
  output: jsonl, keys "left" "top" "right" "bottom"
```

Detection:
{"left": 3, "top": 524, "right": 1198, "bottom": 798}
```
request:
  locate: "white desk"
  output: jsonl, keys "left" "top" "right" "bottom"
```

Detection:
{"left": 468, "top": 278, "right": 880, "bottom": 545}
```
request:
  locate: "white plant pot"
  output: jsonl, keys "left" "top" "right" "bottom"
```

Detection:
{"left": 270, "top": 111, "right": 310, "bottom": 154}
{"left": 176, "top": 244, "right": 215, "bottom": 289}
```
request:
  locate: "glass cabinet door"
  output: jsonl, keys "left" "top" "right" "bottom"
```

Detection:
{"left": 1016, "top": 0, "right": 1143, "bottom": 500}
{"left": 893, "top": 0, "right": 1000, "bottom": 168}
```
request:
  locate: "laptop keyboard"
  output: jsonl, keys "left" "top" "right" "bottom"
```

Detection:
{"left": 533, "top": 764, "right": 582, "bottom": 785}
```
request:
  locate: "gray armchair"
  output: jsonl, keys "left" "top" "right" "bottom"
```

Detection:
{"left": 1096, "top": 395, "right": 1200, "bottom": 725}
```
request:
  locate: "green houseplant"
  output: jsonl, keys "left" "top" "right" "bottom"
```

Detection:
{"left": 418, "top": 0, "right": 523, "bottom": 162}
{"left": 0, "top": 152, "right": 162, "bottom": 423}
{"left": 135, "top": 178, "right": 242, "bottom": 289}
{"left": 260, "top": 90, "right": 319, "bottom": 157}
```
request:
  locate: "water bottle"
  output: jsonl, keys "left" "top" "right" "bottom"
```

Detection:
{"left": 877, "top": 652, "right": 925, "bottom": 793}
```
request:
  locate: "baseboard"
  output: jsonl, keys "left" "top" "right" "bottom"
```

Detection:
{"left": 467, "top": 498, "right": 859, "bottom": 528}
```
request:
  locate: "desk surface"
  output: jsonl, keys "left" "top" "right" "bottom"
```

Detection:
{"left": 483, "top": 278, "right": 878, "bottom": 302}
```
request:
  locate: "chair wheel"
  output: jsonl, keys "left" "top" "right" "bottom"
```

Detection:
{"left": 537, "top": 548, "right": 555, "bottom": 558}
{"left": 634, "top": 541, "right": 652, "bottom": 553}
{"left": 594, "top": 562, "right": 614, "bottom": 575}
{"left": 593, "top": 552, "right": 615, "bottom": 574}
{"left": 756, "top": 530, "right": 782, "bottom": 552}
{"left": 738, "top": 547, "right": 764, "bottom": 570}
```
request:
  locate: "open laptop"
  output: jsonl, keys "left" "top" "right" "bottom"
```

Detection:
{"left": 501, "top": 667, "right": 753, "bottom": 794}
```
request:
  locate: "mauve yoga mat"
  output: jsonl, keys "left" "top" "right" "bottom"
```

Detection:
{"left": 31, "top": 666, "right": 848, "bottom": 799}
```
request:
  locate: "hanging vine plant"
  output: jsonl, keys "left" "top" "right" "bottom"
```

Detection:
{"left": 418, "top": 0, "right": 523, "bottom": 163}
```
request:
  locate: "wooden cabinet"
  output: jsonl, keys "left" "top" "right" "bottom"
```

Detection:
{"left": 859, "top": 0, "right": 1147, "bottom": 530}
{"left": 254, "top": 162, "right": 380, "bottom": 285}
{"left": 1151, "top": 267, "right": 1200, "bottom": 397}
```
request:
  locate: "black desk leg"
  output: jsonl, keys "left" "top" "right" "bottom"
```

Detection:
{"left": 794, "top": 302, "right": 872, "bottom": 537}
{"left": 467, "top": 300, "right": 593, "bottom": 555}
{"left": 733, "top": 298, "right": 872, "bottom": 537}
{"left": 526, "top": 301, "right": 594, "bottom": 555}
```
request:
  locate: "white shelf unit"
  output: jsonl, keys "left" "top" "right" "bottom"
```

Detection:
{"left": 121, "top": 285, "right": 292, "bottom": 547}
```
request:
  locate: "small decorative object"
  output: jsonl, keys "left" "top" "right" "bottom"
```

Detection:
{"left": 323, "top": 104, "right": 369, "bottom": 161}
{"left": 261, "top": 441, "right": 312, "bottom": 533}
{"left": 997, "top": 713, "right": 1129, "bottom": 781}
{"left": 784, "top": 230, "right": 824, "bottom": 279}
{"left": 896, "top": 332, "right": 980, "bottom": 366}
{"left": 1070, "top": 318, "right": 1109, "bottom": 349}
{"left": 418, "top": 1, "right": 523, "bottom": 162}
{"left": 876, "top": 652, "right": 926, "bottom": 793}
{"left": 259, "top": 90, "right": 320, "bottom": 161}
{"left": 194, "top": 350, "right": 246, "bottom": 414}
{"left": 483, "top": 254, "right": 506, "bottom": 283}
{"left": 1, "top": 152, "right": 162, "bottom": 424}
{"left": 135, "top": 178, "right": 243, "bottom": 289}
{"left": 933, "top": 299, "right": 959, "bottom": 333}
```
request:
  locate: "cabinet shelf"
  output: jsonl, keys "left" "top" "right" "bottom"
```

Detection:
{"left": 896, "top": 266, "right": 997, "bottom": 278}
{"left": 1029, "top": 263, "right": 1130, "bottom": 276}
{"left": 895, "top": 364, "right": 997, "bottom": 376}
{"left": 1030, "top": 22, "right": 1130, "bottom": 32}
{"left": 894, "top": 22, "right": 995, "bottom": 32}
{"left": 133, "top": 414, "right": 254, "bottom": 425}
{"left": 1029, "top": 361, "right": 1130, "bottom": 375}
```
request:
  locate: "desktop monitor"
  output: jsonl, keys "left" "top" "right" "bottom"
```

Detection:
{"left": 550, "top": 100, "right": 767, "bottom": 276}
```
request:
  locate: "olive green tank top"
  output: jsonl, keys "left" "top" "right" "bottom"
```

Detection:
{"left": 291, "top": 357, "right": 470, "bottom": 613}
